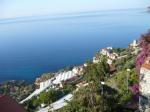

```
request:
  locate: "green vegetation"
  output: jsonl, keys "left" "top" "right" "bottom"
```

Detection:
{"left": 114, "top": 48, "right": 136, "bottom": 71}
{"left": 62, "top": 82, "right": 76, "bottom": 94}
{"left": 23, "top": 89, "right": 65, "bottom": 112}
{"left": 57, "top": 47, "right": 138, "bottom": 112}
{"left": 112, "top": 48, "right": 126, "bottom": 56}
{"left": 83, "top": 57, "right": 110, "bottom": 86}
{"left": 0, "top": 80, "right": 34, "bottom": 102}
{"left": 1, "top": 46, "right": 138, "bottom": 112}
{"left": 58, "top": 84, "right": 120, "bottom": 112}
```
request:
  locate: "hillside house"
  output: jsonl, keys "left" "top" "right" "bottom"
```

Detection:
{"left": 100, "top": 47, "right": 118, "bottom": 60}
{"left": 0, "top": 95, "right": 26, "bottom": 112}
{"left": 72, "top": 66, "right": 84, "bottom": 75}
{"left": 140, "top": 56, "right": 150, "bottom": 111}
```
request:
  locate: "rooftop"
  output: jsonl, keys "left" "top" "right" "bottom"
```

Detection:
{"left": 0, "top": 95, "right": 26, "bottom": 112}
{"left": 141, "top": 64, "right": 150, "bottom": 70}
{"left": 141, "top": 56, "right": 150, "bottom": 70}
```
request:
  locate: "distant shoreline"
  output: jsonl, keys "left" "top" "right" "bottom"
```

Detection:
{"left": 0, "top": 8, "right": 146, "bottom": 25}
{"left": 0, "top": 7, "right": 145, "bottom": 21}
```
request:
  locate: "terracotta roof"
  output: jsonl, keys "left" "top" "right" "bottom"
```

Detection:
{"left": 141, "top": 63, "right": 150, "bottom": 70}
{"left": 0, "top": 94, "right": 26, "bottom": 112}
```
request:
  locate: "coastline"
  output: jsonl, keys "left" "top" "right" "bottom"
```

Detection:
{"left": 0, "top": 45, "right": 134, "bottom": 85}
{"left": 21, "top": 39, "right": 140, "bottom": 111}
{"left": 0, "top": 8, "right": 150, "bottom": 83}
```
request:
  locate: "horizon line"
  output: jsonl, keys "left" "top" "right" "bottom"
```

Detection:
{"left": 0, "top": 7, "right": 147, "bottom": 25}
{"left": 0, "top": 7, "right": 146, "bottom": 20}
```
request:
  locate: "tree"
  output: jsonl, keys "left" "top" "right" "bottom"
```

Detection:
{"left": 84, "top": 57, "right": 109, "bottom": 87}
{"left": 58, "top": 84, "right": 121, "bottom": 112}
{"left": 39, "top": 92, "right": 48, "bottom": 104}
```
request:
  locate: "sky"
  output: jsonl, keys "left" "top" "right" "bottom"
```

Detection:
{"left": 0, "top": 0, "right": 150, "bottom": 19}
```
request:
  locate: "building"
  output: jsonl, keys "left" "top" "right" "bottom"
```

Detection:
{"left": 93, "top": 56, "right": 100, "bottom": 63}
{"left": 140, "top": 56, "right": 150, "bottom": 94}
{"left": 130, "top": 40, "right": 139, "bottom": 49}
{"left": 140, "top": 56, "right": 150, "bottom": 111}
{"left": 109, "top": 53, "right": 118, "bottom": 60}
{"left": 35, "top": 76, "right": 53, "bottom": 89}
{"left": 72, "top": 66, "right": 83, "bottom": 75}
{"left": 0, "top": 95, "right": 26, "bottom": 112}
{"left": 101, "top": 48, "right": 112, "bottom": 56}
{"left": 35, "top": 70, "right": 78, "bottom": 90}
{"left": 93, "top": 47, "right": 118, "bottom": 64}
{"left": 100, "top": 47, "right": 118, "bottom": 60}
{"left": 53, "top": 71, "right": 77, "bottom": 85}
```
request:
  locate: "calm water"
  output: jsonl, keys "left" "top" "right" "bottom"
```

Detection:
{"left": 0, "top": 8, "right": 150, "bottom": 83}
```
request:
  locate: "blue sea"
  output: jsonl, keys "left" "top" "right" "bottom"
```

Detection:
{"left": 0, "top": 8, "right": 150, "bottom": 83}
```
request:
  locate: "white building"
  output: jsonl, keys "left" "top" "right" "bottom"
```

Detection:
{"left": 100, "top": 47, "right": 118, "bottom": 60}
{"left": 130, "top": 40, "right": 138, "bottom": 49}
{"left": 93, "top": 56, "right": 100, "bottom": 63}
{"left": 39, "top": 79, "right": 52, "bottom": 89}
{"left": 72, "top": 66, "right": 83, "bottom": 75}
{"left": 35, "top": 70, "right": 78, "bottom": 90}
{"left": 53, "top": 71, "right": 76, "bottom": 85}
{"left": 21, "top": 71, "right": 77, "bottom": 103}
{"left": 101, "top": 48, "right": 111, "bottom": 56}
{"left": 109, "top": 53, "right": 118, "bottom": 60}
{"left": 140, "top": 56, "right": 150, "bottom": 111}
{"left": 35, "top": 77, "right": 53, "bottom": 89}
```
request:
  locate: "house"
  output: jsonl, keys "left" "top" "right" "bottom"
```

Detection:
{"left": 100, "top": 47, "right": 118, "bottom": 60}
{"left": 140, "top": 56, "right": 150, "bottom": 94}
{"left": 140, "top": 56, "right": 150, "bottom": 111}
{"left": 0, "top": 94, "right": 26, "bottom": 112}
{"left": 101, "top": 48, "right": 112, "bottom": 56}
{"left": 93, "top": 56, "right": 100, "bottom": 63}
{"left": 72, "top": 66, "right": 84, "bottom": 75}
{"left": 109, "top": 53, "right": 118, "bottom": 60}
{"left": 93, "top": 52, "right": 102, "bottom": 63}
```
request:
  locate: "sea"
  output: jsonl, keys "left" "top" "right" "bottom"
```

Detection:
{"left": 0, "top": 8, "right": 150, "bottom": 83}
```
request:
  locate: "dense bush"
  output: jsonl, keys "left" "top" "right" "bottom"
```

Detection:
{"left": 136, "top": 31, "right": 150, "bottom": 72}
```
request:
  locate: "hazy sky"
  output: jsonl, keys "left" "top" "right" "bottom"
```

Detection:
{"left": 0, "top": 0, "right": 150, "bottom": 19}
